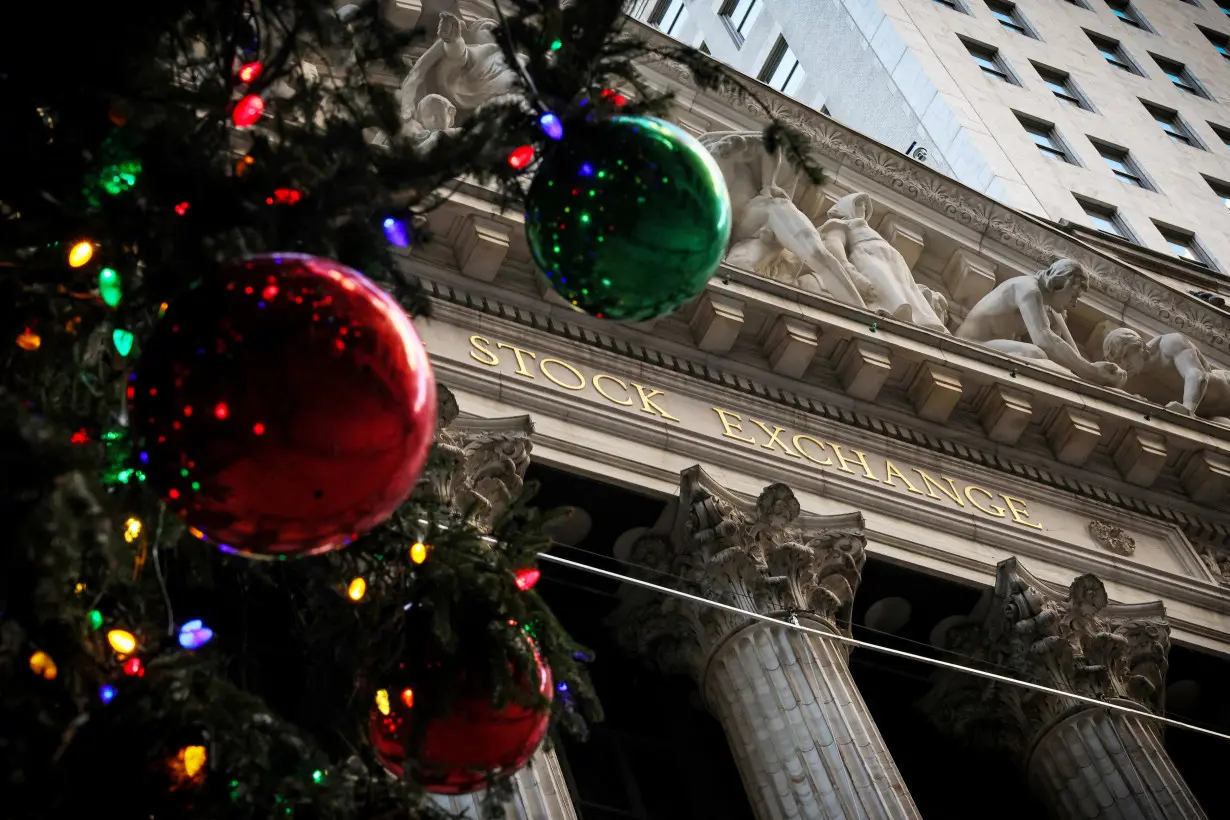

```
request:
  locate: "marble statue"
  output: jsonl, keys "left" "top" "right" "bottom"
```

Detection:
{"left": 404, "top": 93, "right": 462, "bottom": 153}
{"left": 819, "top": 193, "right": 950, "bottom": 334}
{"left": 955, "top": 259, "right": 1126, "bottom": 387}
{"left": 399, "top": 12, "right": 519, "bottom": 120}
{"left": 698, "top": 131, "right": 872, "bottom": 308}
{"left": 1101, "top": 327, "right": 1230, "bottom": 422}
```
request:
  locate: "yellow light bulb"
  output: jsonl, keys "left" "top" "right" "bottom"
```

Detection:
{"left": 68, "top": 241, "right": 95, "bottom": 268}
{"left": 107, "top": 629, "right": 137, "bottom": 655}
{"left": 29, "top": 650, "right": 58, "bottom": 680}
{"left": 74, "top": 582, "right": 86, "bottom": 595}
{"left": 410, "top": 541, "right": 428, "bottom": 564}
{"left": 123, "top": 516, "right": 142, "bottom": 543}
{"left": 400, "top": 687, "right": 415, "bottom": 708}
{"left": 347, "top": 577, "right": 367, "bottom": 601}
{"left": 375, "top": 688, "right": 390, "bottom": 716}
{"left": 181, "top": 745, "right": 207, "bottom": 778}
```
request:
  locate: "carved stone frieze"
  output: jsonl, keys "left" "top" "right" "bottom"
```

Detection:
{"left": 611, "top": 465, "right": 866, "bottom": 679}
{"left": 922, "top": 559, "right": 1169, "bottom": 758}
{"left": 1199, "top": 545, "right": 1230, "bottom": 587}
{"left": 418, "top": 386, "right": 533, "bottom": 530}
{"left": 1088, "top": 520, "right": 1136, "bottom": 557}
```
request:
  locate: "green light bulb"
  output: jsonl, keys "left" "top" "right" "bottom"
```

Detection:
{"left": 98, "top": 268, "right": 122, "bottom": 308}
{"left": 112, "top": 328, "right": 134, "bottom": 357}
{"left": 88, "top": 609, "right": 103, "bottom": 630}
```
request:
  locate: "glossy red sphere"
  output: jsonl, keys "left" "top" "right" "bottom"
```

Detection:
{"left": 130, "top": 253, "right": 436, "bottom": 559}
{"left": 369, "top": 651, "right": 553, "bottom": 793}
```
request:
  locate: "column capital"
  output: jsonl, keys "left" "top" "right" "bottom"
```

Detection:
{"left": 613, "top": 465, "right": 866, "bottom": 679}
{"left": 419, "top": 386, "right": 534, "bottom": 531}
{"left": 924, "top": 558, "right": 1170, "bottom": 757}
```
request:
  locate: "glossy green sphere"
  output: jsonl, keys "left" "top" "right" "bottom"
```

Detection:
{"left": 524, "top": 116, "right": 732, "bottom": 323}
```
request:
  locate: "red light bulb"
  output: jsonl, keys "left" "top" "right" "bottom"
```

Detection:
{"left": 238, "top": 61, "right": 263, "bottom": 84}
{"left": 508, "top": 145, "right": 536, "bottom": 170}
{"left": 232, "top": 94, "right": 265, "bottom": 128}
{"left": 514, "top": 567, "right": 541, "bottom": 591}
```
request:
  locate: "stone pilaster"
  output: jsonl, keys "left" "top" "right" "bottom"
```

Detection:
{"left": 923, "top": 559, "right": 1206, "bottom": 820}
{"left": 614, "top": 466, "right": 922, "bottom": 820}
{"left": 421, "top": 387, "right": 577, "bottom": 820}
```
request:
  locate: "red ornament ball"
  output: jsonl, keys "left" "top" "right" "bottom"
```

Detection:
{"left": 130, "top": 253, "right": 436, "bottom": 559}
{"left": 369, "top": 650, "right": 554, "bottom": 793}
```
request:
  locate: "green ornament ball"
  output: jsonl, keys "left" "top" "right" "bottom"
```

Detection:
{"left": 524, "top": 115, "right": 732, "bottom": 323}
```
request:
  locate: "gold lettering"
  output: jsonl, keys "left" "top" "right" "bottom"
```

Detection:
{"left": 965, "top": 486, "right": 1007, "bottom": 518}
{"left": 792, "top": 434, "right": 833, "bottom": 466}
{"left": 539, "top": 358, "right": 586, "bottom": 390}
{"left": 496, "top": 342, "right": 537, "bottom": 378}
{"left": 469, "top": 335, "right": 499, "bottom": 367}
{"left": 633, "top": 384, "right": 680, "bottom": 422}
{"left": 593, "top": 374, "right": 634, "bottom": 406}
{"left": 713, "top": 408, "right": 756, "bottom": 444}
{"left": 829, "top": 443, "right": 879, "bottom": 481}
{"left": 750, "top": 420, "right": 799, "bottom": 458}
{"left": 1002, "top": 495, "right": 1042, "bottom": 529}
{"left": 883, "top": 461, "right": 923, "bottom": 494}
{"left": 913, "top": 470, "right": 965, "bottom": 507}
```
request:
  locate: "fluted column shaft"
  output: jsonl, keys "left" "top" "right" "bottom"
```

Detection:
{"left": 431, "top": 747, "right": 577, "bottom": 820}
{"left": 703, "top": 617, "right": 921, "bottom": 820}
{"left": 1028, "top": 707, "right": 1206, "bottom": 820}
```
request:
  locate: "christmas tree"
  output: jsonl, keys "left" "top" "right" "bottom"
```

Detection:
{"left": 0, "top": 1, "right": 807, "bottom": 815}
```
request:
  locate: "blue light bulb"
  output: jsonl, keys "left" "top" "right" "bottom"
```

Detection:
{"left": 382, "top": 217, "right": 410, "bottom": 248}
{"left": 178, "top": 618, "right": 215, "bottom": 649}
{"left": 539, "top": 112, "right": 564, "bottom": 141}
{"left": 99, "top": 684, "right": 117, "bottom": 704}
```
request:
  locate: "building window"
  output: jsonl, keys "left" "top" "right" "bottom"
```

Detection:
{"left": 1063, "top": 0, "right": 1092, "bottom": 7}
{"left": 1087, "top": 32, "right": 1142, "bottom": 75}
{"left": 1210, "top": 122, "right": 1230, "bottom": 149}
{"left": 1077, "top": 197, "right": 1132, "bottom": 239}
{"left": 986, "top": 0, "right": 1035, "bottom": 36}
{"left": 1152, "top": 55, "right": 1209, "bottom": 98}
{"left": 1156, "top": 224, "right": 1213, "bottom": 267}
{"left": 1015, "top": 113, "right": 1077, "bottom": 163}
{"left": 962, "top": 38, "right": 1017, "bottom": 83}
{"left": 933, "top": 0, "right": 968, "bottom": 10}
{"left": 1032, "top": 63, "right": 1092, "bottom": 110}
{"left": 1220, "top": 0, "right": 1230, "bottom": 17}
{"left": 718, "top": 0, "right": 761, "bottom": 46}
{"left": 1203, "top": 175, "right": 1230, "bottom": 208}
{"left": 648, "top": 0, "right": 689, "bottom": 37}
{"left": 757, "top": 35, "right": 805, "bottom": 95}
{"left": 1143, "top": 101, "right": 1200, "bottom": 147}
{"left": 1105, "top": 0, "right": 1151, "bottom": 31}
{"left": 1091, "top": 139, "right": 1152, "bottom": 189}
{"left": 699, "top": 41, "right": 711, "bottom": 55}
{"left": 1199, "top": 27, "right": 1230, "bottom": 59}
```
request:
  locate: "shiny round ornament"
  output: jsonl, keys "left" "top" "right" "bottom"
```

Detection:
{"left": 524, "top": 115, "right": 731, "bottom": 322}
{"left": 130, "top": 254, "right": 436, "bottom": 559}
{"left": 368, "top": 649, "right": 553, "bottom": 793}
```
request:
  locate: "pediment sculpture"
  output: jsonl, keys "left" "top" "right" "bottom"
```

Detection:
{"left": 955, "top": 259, "right": 1126, "bottom": 388}
{"left": 403, "top": 93, "right": 462, "bottom": 153}
{"left": 1098, "top": 325, "right": 1230, "bottom": 425}
{"left": 398, "top": 12, "right": 520, "bottom": 123}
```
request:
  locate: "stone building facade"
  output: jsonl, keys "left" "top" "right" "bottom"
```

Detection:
{"left": 390, "top": 2, "right": 1230, "bottom": 816}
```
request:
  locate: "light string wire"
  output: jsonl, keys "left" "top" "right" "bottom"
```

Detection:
{"left": 534, "top": 551, "right": 1230, "bottom": 743}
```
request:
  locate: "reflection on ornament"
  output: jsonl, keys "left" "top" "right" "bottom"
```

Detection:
{"left": 347, "top": 577, "right": 367, "bottom": 601}
{"left": 174, "top": 201, "right": 191, "bottom": 216}
{"left": 99, "top": 684, "right": 117, "bottom": 704}
{"left": 88, "top": 609, "right": 103, "bottom": 630}
{"left": 236, "top": 155, "right": 255, "bottom": 176}
{"left": 374, "top": 688, "right": 391, "bottom": 716}
{"left": 382, "top": 217, "right": 409, "bottom": 248}
{"left": 410, "top": 541, "right": 428, "bottom": 564}
{"left": 29, "top": 651, "right": 57, "bottom": 680}
{"left": 123, "top": 657, "right": 145, "bottom": 677}
{"left": 169, "top": 745, "right": 208, "bottom": 789}
{"left": 68, "top": 241, "right": 95, "bottom": 268}
{"left": 107, "top": 629, "right": 137, "bottom": 655}
{"left": 514, "top": 567, "right": 541, "bottom": 590}
{"left": 112, "top": 328, "right": 134, "bottom": 357}
{"left": 99, "top": 268, "right": 122, "bottom": 307}
{"left": 16, "top": 330, "right": 41, "bottom": 351}
{"left": 539, "top": 112, "right": 564, "bottom": 141}
{"left": 233, "top": 94, "right": 265, "bottom": 128}
{"left": 238, "top": 61, "right": 263, "bottom": 83}
{"left": 178, "top": 619, "right": 215, "bottom": 650}
{"left": 123, "top": 516, "right": 143, "bottom": 543}
{"left": 600, "top": 89, "right": 628, "bottom": 107}
{"left": 508, "top": 145, "right": 535, "bottom": 170}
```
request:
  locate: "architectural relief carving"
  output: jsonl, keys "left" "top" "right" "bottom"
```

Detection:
{"left": 955, "top": 259, "right": 1126, "bottom": 387}
{"left": 403, "top": 93, "right": 462, "bottom": 152}
{"left": 698, "top": 131, "right": 872, "bottom": 308}
{"left": 1088, "top": 520, "right": 1136, "bottom": 557}
{"left": 419, "top": 386, "right": 533, "bottom": 530}
{"left": 612, "top": 465, "right": 866, "bottom": 678}
{"left": 1199, "top": 545, "right": 1230, "bottom": 587}
{"left": 923, "top": 559, "right": 1169, "bottom": 756}
{"left": 820, "top": 193, "right": 949, "bottom": 333}
{"left": 1100, "top": 326, "right": 1230, "bottom": 424}
{"left": 399, "top": 12, "right": 519, "bottom": 120}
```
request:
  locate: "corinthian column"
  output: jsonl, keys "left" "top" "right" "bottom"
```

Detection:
{"left": 614, "top": 466, "right": 921, "bottom": 820}
{"left": 420, "top": 388, "right": 576, "bottom": 820}
{"left": 924, "top": 559, "right": 1206, "bottom": 820}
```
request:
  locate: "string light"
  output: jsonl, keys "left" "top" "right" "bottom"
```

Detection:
{"left": 16, "top": 330, "right": 41, "bottom": 351}
{"left": 312, "top": 769, "right": 326, "bottom": 784}
{"left": 409, "top": 541, "right": 428, "bottom": 564}
{"left": 539, "top": 112, "right": 564, "bottom": 141}
{"left": 238, "top": 61, "right": 263, "bottom": 83}
{"left": 550, "top": 38, "right": 562, "bottom": 50}
{"left": 347, "top": 577, "right": 367, "bottom": 601}
{"left": 514, "top": 567, "right": 541, "bottom": 591}
{"left": 98, "top": 268, "right": 122, "bottom": 307}
{"left": 123, "top": 516, "right": 143, "bottom": 543}
{"left": 99, "top": 684, "right": 117, "bottom": 704}
{"left": 508, "top": 145, "right": 535, "bottom": 170}
{"left": 266, "top": 188, "right": 302, "bottom": 205}
{"left": 107, "top": 629, "right": 137, "bottom": 655}
{"left": 112, "top": 328, "right": 134, "bottom": 356}
{"left": 600, "top": 89, "right": 628, "bottom": 107}
{"left": 399, "top": 687, "right": 415, "bottom": 708}
{"left": 382, "top": 217, "right": 410, "bottom": 248}
{"left": 374, "top": 688, "right": 390, "bottom": 716}
{"left": 214, "top": 402, "right": 229, "bottom": 420}
{"left": 178, "top": 619, "right": 215, "bottom": 650}
{"left": 236, "top": 155, "right": 255, "bottom": 176}
{"left": 232, "top": 94, "right": 265, "bottom": 128}
{"left": 123, "top": 657, "right": 145, "bottom": 677}
{"left": 68, "top": 241, "right": 95, "bottom": 268}
{"left": 169, "top": 745, "right": 208, "bottom": 789}
{"left": 174, "top": 201, "right": 191, "bottom": 216}
{"left": 29, "top": 651, "right": 57, "bottom": 680}
{"left": 88, "top": 609, "right": 104, "bottom": 630}
{"left": 71, "top": 428, "right": 90, "bottom": 445}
